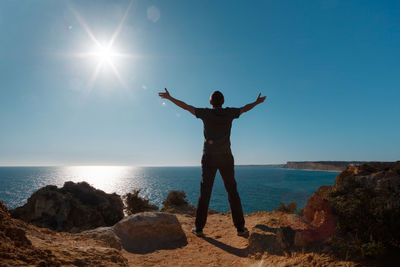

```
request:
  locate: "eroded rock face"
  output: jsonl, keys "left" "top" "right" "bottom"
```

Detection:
{"left": 295, "top": 186, "right": 336, "bottom": 246}
{"left": 0, "top": 200, "right": 32, "bottom": 248}
{"left": 0, "top": 200, "right": 58, "bottom": 266}
{"left": 112, "top": 212, "right": 188, "bottom": 253}
{"left": 11, "top": 181, "right": 124, "bottom": 232}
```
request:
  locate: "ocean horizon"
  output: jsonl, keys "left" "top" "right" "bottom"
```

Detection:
{"left": 0, "top": 166, "right": 339, "bottom": 214}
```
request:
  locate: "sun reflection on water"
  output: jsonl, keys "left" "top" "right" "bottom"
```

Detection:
{"left": 63, "top": 166, "right": 136, "bottom": 194}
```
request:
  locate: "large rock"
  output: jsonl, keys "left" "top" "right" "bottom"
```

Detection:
{"left": 112, "top": 212, "right": 187, "bottom": 253}
{"left": 11, "top": 181, "right": 124, "bottom": 232}
{"left": 248, "top": 225, "right": 295, "bottom": 255}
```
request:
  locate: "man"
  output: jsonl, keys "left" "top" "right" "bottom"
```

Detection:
{"left": 158, "top": 88, "right": 266, "bottom": 237}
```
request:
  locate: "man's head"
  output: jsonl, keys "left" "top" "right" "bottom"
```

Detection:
{"left": 210, "top": 91, "right": 224, "bottom": 108}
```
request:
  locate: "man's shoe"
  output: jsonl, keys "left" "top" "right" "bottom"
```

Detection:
{"left": 237, "top": 227, "right": 249, "bottom": 236}
{"left": 191, "top": 227, "right": 204, "bottom": 237}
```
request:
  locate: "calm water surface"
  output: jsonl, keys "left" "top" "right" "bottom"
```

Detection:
{"left": 0, "top": 166, "right": 339, "bottom": 213}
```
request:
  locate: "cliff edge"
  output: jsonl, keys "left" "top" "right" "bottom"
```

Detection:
{"left": 2, "top": 161, "right": 400, "bottom": 266}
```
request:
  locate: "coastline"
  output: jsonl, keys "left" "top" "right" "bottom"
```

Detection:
{"left": 284, "top": 168, "right": 341, "bottom": 173}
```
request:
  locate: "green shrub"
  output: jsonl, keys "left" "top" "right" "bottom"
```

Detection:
{"left": 162, "top": 190, "right": 189, "bottom": 208}
{"left": 274, "top": 202, "right": 296, "bottom": 213}
{"left": 122, "top": 189, "right": 158, "bottom": 215}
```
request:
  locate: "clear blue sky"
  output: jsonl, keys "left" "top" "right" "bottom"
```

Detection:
{"left": 0, "top": 0, "right": 399, "bottom": 166}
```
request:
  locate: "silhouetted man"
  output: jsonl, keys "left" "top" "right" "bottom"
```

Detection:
{"left": 158, "top": 88, "right": 266, "bottom": 236}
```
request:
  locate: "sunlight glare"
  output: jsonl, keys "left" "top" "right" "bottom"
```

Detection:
{"left": 64, "top": 166, "right": 134, "bottom": 193}
{"left": 94, "top": 45, "right": 114, "bottom": 64}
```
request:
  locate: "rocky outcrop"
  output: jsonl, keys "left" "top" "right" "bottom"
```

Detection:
{"left": 296, "top": 161, "right": 400, "bottom": 257}
{"left": 327, "top": 162, "right": 400, "bottom": 255}
{"left": 11, "top": 181, "right": 124, "bottom": 232}
{"left": 113, "top": 212, "right": 187, "bottom": 253}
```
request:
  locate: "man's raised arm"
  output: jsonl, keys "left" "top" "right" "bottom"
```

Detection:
{"left": 158, "top": 88, "right": 196, "bottom": 116}
{"left": 240, "top": 93, "right": 267, "bottom": 115}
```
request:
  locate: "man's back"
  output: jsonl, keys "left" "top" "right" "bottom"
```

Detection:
{"left": 195, "top": 107, "right": 241, "bottom": 155}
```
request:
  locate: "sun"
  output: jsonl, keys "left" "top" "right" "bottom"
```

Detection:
{"left": 69, "top": 0, "right": 135, "bottom": 90}
{"left": 93, "top": 44, "right": 115, "bottom": 64}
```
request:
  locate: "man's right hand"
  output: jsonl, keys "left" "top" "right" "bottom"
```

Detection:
{"left": 158, "top": 88, "right": 171, "bottom": 100}
{"left": 239, "top": 92, "right": 267, "bottom": 114}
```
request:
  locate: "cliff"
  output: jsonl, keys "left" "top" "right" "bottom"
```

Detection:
{"left": 285, "top": 161, "right": 367, "bottom": 171}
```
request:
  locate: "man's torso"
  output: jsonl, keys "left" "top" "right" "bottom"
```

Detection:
{"left": 195, "top": 107, "right": 241, "bottom": 155}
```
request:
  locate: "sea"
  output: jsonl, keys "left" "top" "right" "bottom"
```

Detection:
{"left": 0, "top": 166, "right": 339, "bottom": 214}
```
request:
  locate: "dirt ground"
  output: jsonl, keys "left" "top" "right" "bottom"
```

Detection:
{"left": 2, "top": 207, "right": 358, "bottom": 266}
{"left": 121, "top": 212, "right": 356, "bottom": 267}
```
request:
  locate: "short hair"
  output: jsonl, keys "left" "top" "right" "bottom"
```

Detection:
{"left": 210, "top": 91, "right": 224, "bottom": 107}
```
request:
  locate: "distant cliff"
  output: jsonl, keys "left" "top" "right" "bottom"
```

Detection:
{"left": 284, "top": 161, "right": 366, "bottom": 171}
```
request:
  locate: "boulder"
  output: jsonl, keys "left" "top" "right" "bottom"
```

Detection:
{"left": 11, "top": 181, "right": 124, "bottom": 232}
{"left": 112, "top": 212, "right": 187, "bottom": 253}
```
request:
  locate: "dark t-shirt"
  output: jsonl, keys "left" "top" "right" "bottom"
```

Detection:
{"left": 195, "top": 107, "right": 241, "bottom": 154}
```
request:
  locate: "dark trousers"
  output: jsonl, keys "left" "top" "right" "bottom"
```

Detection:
{"left": 195, "top": 153, "right": 245, "bottom": 230}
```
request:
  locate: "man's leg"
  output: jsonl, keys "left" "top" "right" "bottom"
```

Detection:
{"left": 219, "top": 154, "right": 245, "bottom": 229}
{"left": 195, "top": 155, "right": 217, "bottom": 230}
